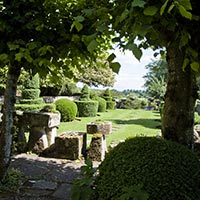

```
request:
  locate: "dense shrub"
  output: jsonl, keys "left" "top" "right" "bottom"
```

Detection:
{"left": 21, "top": 89, "right": 40, "bottom": 99}
{"left": 55, "top": 98, "right": 77, "bottom": 121}
{"left": 15, "top": 104, "right": 45, "bottom": 112}
{"left": 80, "top": 84, "right": 90, "bottom": 101}
{"left": 119, "top": 97, "right": 147, "bottom": 109}
{"left": 93, "top": 96, "right": 106, "bottom": 112}
{"left": 75, "top": 101, "right": 98, "bottom": 117}
{"left": 102, "top": 88, "right": 112, "bottom": 101}
{"left": 106, "top": 101, "right": 116, "bottom": 110}
{"left": 94, "top": 137, "right": 200, "bottom": 200}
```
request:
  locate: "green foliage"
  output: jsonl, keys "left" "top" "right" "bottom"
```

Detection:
{"left": 194, "top": 112, "right": 200, "bottom": 124}
{"left": 103, "top": 88, "right": 112, "bottom": 101}
{"left": 143, "top": 59, "right": 168, "bottom": 99}
{"left": 116, "top": 184, "right": 149, "bottom": 200}
{"left": 15, "top": 104, "right": 45, "bottom": 112}
{"left": 75, "top": 101, "right": 98, "bottom": 117}
{"left": 95, "top": 137, "right": 200, "bottom": 200}
{"left": 55, "top": 98, "right": 77, "bottom": 122}
{"left": 80, "top": 85, "right": 90, "bottom": 101}
{"left": 19, "top": 98, "right": 44, "bottom": 105}
{"left": 21, "top": 89, "right": 40, "bottom": 99}
{"left": 94, "top": 96, "right": 107, "bottom": 112}
{"left": 23, "top": 73, "right": 40, "bottom": 89}
{"left": 0, "top": 169, "right": 24, "bottom": 193}
{"left": 106, "top": 101, "right": 116, "bottom": 110}
{"left": 71, "top": 159, "right": 97, "bottom": 200}
{"left": 120, "top": 97, "right": 147, "bottom": 109}
{"left": 40, "top": 104, "right": 58, "bottom": 113}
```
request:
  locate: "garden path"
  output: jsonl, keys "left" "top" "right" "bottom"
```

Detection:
{"left": 0, "top": 153, "right": 100, "bottom": 200}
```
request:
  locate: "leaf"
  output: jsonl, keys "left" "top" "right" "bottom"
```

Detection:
{"left": 178, "top": 5, "right": 192, "bottom": 20}
{"left": 7, "top": 42, "right": 19, "bottom": 51}
{"left": 179, "top": 31, "right": 190, "bottom": 48}
{"left": 191, "top": 62, "right": 199, "bottom": 72}
{"left": 74, "top": 15, "right": 85, "bottom": 22}
{"left": 126, "top": 44, "right": 142, "bottom": 60}
{"left": 143, "top": 6, "right": 158, "bottom": 16}
{"left": 182, "top": 58, "right": 189, "bottom": 71}
{"left": 131, "top": 0, "right": 146, "bottom": 8}
{"left": 160, "top": 0, "right": 169, "bottom": 15}
{"left": 110, "top": 62, "right": 121, "bottom": 74}
{"left": 70, "top": 21, "right": 83, "bottom": 32}
{"left": 15, "top": 53, "right": 23, "bottom": 62}
{"left": 107, "top": 53, "right": 116, "bottom": 63}
{"left": 0, "top": 54, "right": 8, "bottom": 62}
{"left": 87, "top": 39, "right": 98, "bottom": 53}
{"left": 120, "top": 9, "right": 129, "bottom": 22}
{"left": 179, "top": 0, "right": 192, "bottom": 10}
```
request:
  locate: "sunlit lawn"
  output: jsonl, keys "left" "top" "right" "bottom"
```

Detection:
{"left": 57, "top": 109, "right": 161, "bottom": 146}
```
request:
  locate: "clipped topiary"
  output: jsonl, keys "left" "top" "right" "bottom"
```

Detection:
{"left": 94, "top": 137, "right": 200, "bottom": 200}
{"left": 80, "top": 84, "right": 90, "bottom": 101}
{"left": 55, "top": 98, "right": 77, "bottom": 122}
{"left": 75, "top": 101, "right": 98, "bottom": 117}
{"left": 102, "top": 88, "right": 116, "bottom": 110}
{"left": 93, "top": 96, "right": 106, "bottom": 112}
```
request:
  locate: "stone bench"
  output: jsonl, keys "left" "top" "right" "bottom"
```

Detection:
{"left": 20, "top": 111, "right": 60, "bottom": 154}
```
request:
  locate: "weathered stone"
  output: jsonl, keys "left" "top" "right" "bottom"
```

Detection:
{"left": 87, "top": 133, "right": 107, "bottom": 162}
{"left": 22, "top": 112, "right": 60, "bottom": 154}
{"left": 87, "top": 121, "right": 112, "bottom": 135}
{"left": 40, "top": 132, "right": 87, "bottom": 160}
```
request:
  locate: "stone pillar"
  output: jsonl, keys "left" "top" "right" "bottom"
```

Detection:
{"left": 46, "top": 127, "right": 57, "bottom": 146}
{"left": 87, "top": 133, "right": 107, "bottom": 162}
{"left": 87, "top": 122, "right": 112, "bottom": 135}
{"left": 27, "top": 126, "right": 48, "bottom": 154}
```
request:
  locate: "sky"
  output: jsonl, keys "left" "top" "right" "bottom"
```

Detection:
{"left": 111, "top": 47, "right": 155, "bottom": 91}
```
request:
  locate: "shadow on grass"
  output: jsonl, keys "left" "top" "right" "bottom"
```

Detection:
{"left": 112, "top": 118, "right": 161, "bottom": 130}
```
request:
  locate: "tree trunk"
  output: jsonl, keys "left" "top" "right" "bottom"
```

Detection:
{"left": 0, "top": 63, "right": 21, "bottom": 181}
{"left": 162, "top": 45, "right": 198, "bottom": 147}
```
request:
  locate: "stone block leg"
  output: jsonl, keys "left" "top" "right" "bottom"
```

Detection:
{"left": 46, "top": 127, "right": 57, "bottom": 146}
{"left": 27, "top": 126, "right": 48, "bottom": 154}
{"left": 87, "top": 134, "right": 107, "bottom": 162}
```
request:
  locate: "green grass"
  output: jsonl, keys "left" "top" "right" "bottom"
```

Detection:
{"left": 57, "top": 109, "right": 161, "bottom": 146}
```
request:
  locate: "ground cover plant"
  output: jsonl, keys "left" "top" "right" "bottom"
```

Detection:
{"left": 57, "top": 109, "right": 161, "bottom": 146}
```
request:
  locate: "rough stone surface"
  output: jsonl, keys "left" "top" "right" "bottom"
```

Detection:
{"left": 87, "top": 133, "right": 107, "bottom": 161}
{"left": 40, "top": 132, "right": 87, "bottom": 160}
{"left": 0, "top": 153, "right": 100, "bottom": 200}
{"left": 87, "top": 122, "right": 112, "bottom": 135}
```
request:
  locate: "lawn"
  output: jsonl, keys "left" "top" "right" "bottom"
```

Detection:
{"left": 57, "top": 109, "right": 161, "bottom": 146}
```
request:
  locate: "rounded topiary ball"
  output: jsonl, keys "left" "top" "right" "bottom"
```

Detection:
{"left": 94, "top": 137, "right": 200, "bottom": 200}
{"left": 55, "top": 98, "right": 77, "bottom": 122}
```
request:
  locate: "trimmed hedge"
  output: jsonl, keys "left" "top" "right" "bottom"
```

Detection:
{"left": 106, "top": 101, "right": 116, "bottom": 110}
{"left": 21, "top": 89, "right": 40, "bottom": 99}
{"left": 93, "top": 97, "right": 106, "bottom": 112}
{"left": 75, "top": 101, "right": 98, "bottom": 117}
{"left": 15, "top": 104, "right": 45, "bottom": 112}
{"left": 94, "top": 137, "right": 200, "bottom": 200}
{"left": 24, "top": 73, "right": 40, "bottom": 89}
{"left": 55, "top": 98, "right": 77, "bottom": 122}
{"left": 19, "top": 98, "right": 44, "bottom": 105}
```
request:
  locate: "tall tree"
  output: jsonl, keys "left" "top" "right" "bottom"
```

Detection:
{"left": 144, "top": 59, "right": 168, "bottom": 99}
{"left": 0, "top": 0, "right": 115, "bottom": 181}
{"left": 103, "top": 0, "right": 200, "bottom": 147}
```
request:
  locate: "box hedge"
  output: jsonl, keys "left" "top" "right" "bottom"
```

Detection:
{"left": 94, "top": 137, "right": 200, "bottom": 200}
{"left": 55, "top": 98, "right": 77, "bottom": 122}
{"left": 75, "top": 101, "right": 98, "bottom": 117}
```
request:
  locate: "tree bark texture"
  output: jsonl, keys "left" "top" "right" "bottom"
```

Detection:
{"left": 162, "top": 45, "right": 198, "bottom": 147}
{"left": 0, "top": 63, "right": 21, "bottom": 181}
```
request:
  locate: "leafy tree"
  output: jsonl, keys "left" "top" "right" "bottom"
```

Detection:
{"left": 104, "top": 0, "right": 200, "bottom": 146}
{"left": 0, "top": 0, "right": 116, "bottom": 181}
{"left": 144, "top": 59, "right": 168, "bottom": 99}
